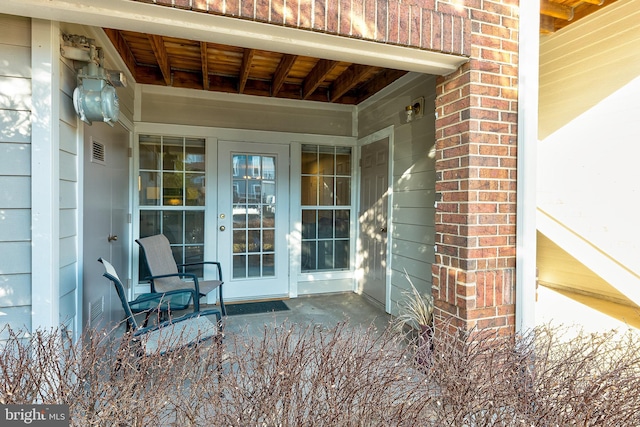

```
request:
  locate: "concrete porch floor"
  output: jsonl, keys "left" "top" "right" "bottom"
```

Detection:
{"left": 216, "top": 293, "right": 393, "bottom": 338}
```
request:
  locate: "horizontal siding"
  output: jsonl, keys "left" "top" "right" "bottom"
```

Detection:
{"left": 59, "top": 150, "right": 77, "bottom": 181}
{"left": 59, "top": 209, "right": 77, "bottom": 239}
{"left": 0, "top": 75, "right": 31, "bottom": 110}
{"left": 0, "top": 242, "right": 31, "bottom": 274}
{"left": 59, "top": 180, "right": 77, "bottom": 209}
{"left": 142, "top": 90, "right": 353, "bottom": 136}
{"left": 0, "top": 45, "right": 31, "bottom": 77}
{"left": 0, "top": 177, "right": 30, "bottom": 208}
{"left": 0, "top": 110, "right": 31, "bottom": 142}
{"left": 392, "top": 189, "right": 436, "bottom": 209}
{"left": 59, "top": 228, "right": 77, "bottom": 268}
{"left": 59, "top": 287, "right": 76, "bottom": 324}
{"left": 539, "top": 0, "right": 640, "bottom": 139}
{"left": 0, "top": 14, "right": 30, "bottom": 47}
{"left": 60, "top": 121, "right": 78, "bottom": 154}
{"left": 0, "top": 307, "right": 31, "bottom": 339}
{"left": 59, "top": 48, "right": 79, "bottom": 334}
{"left": 0, "top": 14, "right": 31, "bottom": 327}
{"left": 0, "top": 209, "right": 31, "bottom": 241}
{"left": 0, "top": 273, "right": 31, "bottom": 307}
{"left": 391, "top": 223, "right": 435, "bottom": 246}
{"left": 60, "top": 90, "right": 76, "bottom": 126}
{"left": 60, "top": 263, "right": 77, "bottom": 296}
{"left": 0, "top": 143, "right": 30, "bottom": 175}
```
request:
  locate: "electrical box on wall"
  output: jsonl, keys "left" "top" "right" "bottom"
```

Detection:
{"left": 61, "top": 34, "right": 126, "bottom": 126}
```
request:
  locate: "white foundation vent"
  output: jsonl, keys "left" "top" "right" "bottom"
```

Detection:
{"left": 89, "top": 296, "right": 104, "bottom": 326}
{"left": 91, "top": 139, "right": 106, "bottom": 165}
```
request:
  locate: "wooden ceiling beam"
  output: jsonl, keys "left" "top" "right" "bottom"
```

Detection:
{"left": 330, "top": 64, "right": 378, "bottom": 102}
{"left": 239, "top": 48, "right": 255, "bottom": 94}
{"left": 147, "top": 34, "right": 172, "bottom": 86}
{"left": 581, "top": 0, "right": 604, "bottom": 4}
{"left": 272, "top": 54, "right": 298, "bottom": 97}
{"left": 103, "top": 28, "right": 138, "bottom": 80}
{"left": 541, "top": 0, "right": 574, "bottom": 21}
{"left": 200, "top": 41, "right": 209, "bottom": 90}
{"left": 302, "top": 59, "right": 339, "bottom": 99}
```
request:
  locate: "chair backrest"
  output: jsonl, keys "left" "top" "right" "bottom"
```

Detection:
{"left": 98, "top": 258, "right": 139, "bottom": 330}
{"left": 136, "top": 234, "right": 184, "bottom": 293}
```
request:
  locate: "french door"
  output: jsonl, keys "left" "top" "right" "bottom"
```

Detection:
{"left": 217, "top": 141, "right": 290, "bottom": 301}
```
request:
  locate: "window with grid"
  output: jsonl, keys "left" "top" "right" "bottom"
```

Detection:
{"left": 138, "top": 135, "right": 206, "bottom": 280}
{"left": 301, "top": 145, "right": 352, "bottom": 272}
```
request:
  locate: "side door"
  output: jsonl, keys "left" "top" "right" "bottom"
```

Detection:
{"left": 217, "top": 141, "right": 290, "bottom": 301}
{"left": 83, "top": 124, "right": 130, "bottom": 330}
{"left": 358, "top": 137, "right": 390, "bottom": 309}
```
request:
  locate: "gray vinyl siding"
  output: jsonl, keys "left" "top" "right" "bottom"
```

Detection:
{"left": 358, "top": 74, "right": 437, "bottom": 316}
{"left": 140, "top": 88, "right": 354, "bottom": 137}
{"left": 0, "top": 14, "right": 32, "bottom": 337}
{"left": 59, "top": 48, "right": 80, "bottom": 328}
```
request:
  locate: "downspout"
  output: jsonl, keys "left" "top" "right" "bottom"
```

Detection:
{"left": 515, "top": 1, "right": 540, "bottom": 333}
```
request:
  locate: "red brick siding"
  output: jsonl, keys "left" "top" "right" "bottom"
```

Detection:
{"left": 433, "top": 0, "right": 518, "bottom": 335}
{"left": 131, "top": 0, "right": 470, "bottom": 56}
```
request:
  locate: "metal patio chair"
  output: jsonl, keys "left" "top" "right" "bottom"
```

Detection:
{"left": 136, "top": 234, "right": 226, "bottom": 316}
{"left": 98, "top": 258, "right": 222, "bottom": 355}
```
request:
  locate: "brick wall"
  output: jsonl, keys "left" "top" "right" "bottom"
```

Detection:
{"left": 433, "top": 0, "right": 518, "bottom": 336}
{"left": 134, "top": 0, "right": 471, "bottom": 56}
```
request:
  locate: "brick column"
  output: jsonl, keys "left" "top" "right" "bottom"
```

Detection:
{"left": 432, "top": 1, "right": 519, "bottom": 337}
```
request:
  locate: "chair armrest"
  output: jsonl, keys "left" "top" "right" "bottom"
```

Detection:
{"left": 179, "top": 261, "right": 224, "bottom": 282}
{"left": 143, "top": 272, "right": 202, "bottom": 311}
{"left": 129, "top": 289, "right": 196, "bottom": 313}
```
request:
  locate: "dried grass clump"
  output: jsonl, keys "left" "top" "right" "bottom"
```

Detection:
{"left": 2, "top": 321, "right": 640, "bottom": 426}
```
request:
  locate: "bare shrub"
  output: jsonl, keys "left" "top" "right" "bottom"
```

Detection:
{"left": 425, "top": 324, "right": 640, "bottom": 426}
{"left": 217, "top": 322, "right": 431, "bottom": 426}
{"left": 2, "top": 321, "right": 640, "bottom": 426}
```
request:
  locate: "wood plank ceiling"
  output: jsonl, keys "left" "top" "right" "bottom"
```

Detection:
{"left": 103, "top": 0, "right": 616, "bottom": 104}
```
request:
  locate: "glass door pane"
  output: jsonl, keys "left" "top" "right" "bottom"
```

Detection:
{"left": 231, "top": 154, "right": 276, "bottom": 279}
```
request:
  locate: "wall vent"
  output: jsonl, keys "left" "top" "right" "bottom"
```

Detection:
{"left": 89, "top": 296, "right": 104, "bottom": 326}
{"left": 91, "top": 138, "right": 106, "bottom": 165}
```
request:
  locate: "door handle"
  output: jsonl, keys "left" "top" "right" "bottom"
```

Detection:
{"left": 108, "top": 234, "right": 118, "bottom": 242}
{"left": 219, "top": 226, "right": 226, "bottom": 231}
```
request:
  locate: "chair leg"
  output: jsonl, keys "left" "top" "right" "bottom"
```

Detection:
{"left": 142, "top": 311, "right": 152, "bottom": 328}
{"left": 219, "top": 288, "right": 226, "bottom": 317}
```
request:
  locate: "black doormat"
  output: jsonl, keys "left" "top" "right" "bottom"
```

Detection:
{"left": 225, "top": 300, "right": 290, "bottom": 316}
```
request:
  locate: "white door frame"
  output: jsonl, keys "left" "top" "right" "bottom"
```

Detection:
{"left": 357, "top": 125, "right": 394, "bottom": 313}
{"left": 217, "top": 140, "right": 290, "bottom": 302}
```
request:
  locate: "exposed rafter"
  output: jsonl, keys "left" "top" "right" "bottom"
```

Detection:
{"left": 147, "top": 34, "right": 171, "bottom": 86}
{"left": 330, "top": 64, "right": 379, "bottom": 102}
{"left": 272, "top": 54, "right": 297, "bottom": 97}
{"left": 201, "top": 41, "right": 209, "bottom": 90}
{"left": 302, "top": 59, "right": 339, "bottom": 100}
{"left": 540, "top": 0, "right": 617, "bottom": 34}
{"left": 239, "top": 48, "right": 255, "bottom": 94}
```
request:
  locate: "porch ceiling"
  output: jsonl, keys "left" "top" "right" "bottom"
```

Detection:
{"left": 101, "top": 0, "right": 616, "bottom": 103}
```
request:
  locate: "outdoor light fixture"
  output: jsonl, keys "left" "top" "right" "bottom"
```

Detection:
{"left": 404, "top": 96, "right": 425, "bottom": 123}
{"left": 61, "top": 34, "right": 126, "bottom": 126}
